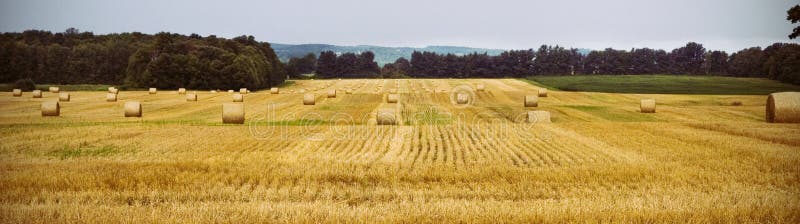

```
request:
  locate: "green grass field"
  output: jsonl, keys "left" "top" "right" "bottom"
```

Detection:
{"left": 528, "top": 75, "right": 800, "bottom": 95}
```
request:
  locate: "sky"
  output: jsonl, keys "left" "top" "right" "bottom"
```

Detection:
{"left": 0, "top": 0, "right": 797, "bottom": 52}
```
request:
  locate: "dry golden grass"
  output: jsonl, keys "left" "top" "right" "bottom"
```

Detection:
{"left": 0, "top": 79, "right": 799, "bottom": 223}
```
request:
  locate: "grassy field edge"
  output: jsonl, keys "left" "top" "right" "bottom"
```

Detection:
{"left": 526, "top": 75, "right": 800, "bottom": 95}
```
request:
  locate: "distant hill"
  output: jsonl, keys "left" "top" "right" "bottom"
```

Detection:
{"left": 271, "top": 44, "right": 506, "bottom": 66}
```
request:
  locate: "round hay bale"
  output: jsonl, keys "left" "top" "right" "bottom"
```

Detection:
{"left": 526, "top": 111, "right": 551, "bottom": 123}
{"left": 303, "top": 93, "right": 316, "bottom": 105}
{"left": 270, "top": 87, "right": 279, "bottom": 94}
{"left": 186, "top": 93, "right": 197, "bottom": 101}
{"left": 41, "top": 101, "right": 60, "bottom": 116}
{"left": 640, "top": 99, "right": 656, "bottom": 113}
{"left": 12, "top": 89, "right": 22, "bottom": 97}
{"left": 178, "top": 88, "right": 187, "bottom": 94}
{"left": 766, "top": 92, "right": 800, "bottom": 123}
{"left": 232, "top": 93, "right": 244, "bottom": 102}
{"left": 731, "top": 101, "right": 742, "bottom": 106}
{"left": 32, "top": 90, "right": 42, "bottom": 98}
{"left": 387, "top": 94, "right": 399, "bottom": 103}
{"left": 106, "top": 93, "right": 117, "bottom": 102}
{"left": 239, "top": 88, "right": 248, "bottom": 94}
{"left": 228, "top": 90, "right": 234, "bottom": 93}
{"left": 222, "top": 103, "right": 245, "bottom": 124}
{"left": 524, "top": 95, "right": 538, "bottom": 107}
{"left": 456, "top": 93, "right": 469, "bottom": 104}
{"left": 49, "top": 86, "right": 59, "bottom": 93}
{"left": 59, "top": 92, "right": 70, "bottom": 102}
{"left": 376, "top": 108, "right": 397, "bottom": 125}
{"left": 538, "top": 88, "right": 548, "bottom": 97}
{"left": 327, "top": 89, "right": 337, "bottom": 98}
{"left": 124, "top": 101, "right": 142, "bottom": 117}
{"left": 149, "top": 88, "right": 157, "bottom": 94}
{"left": 476, "top": 84, "right": 485, "bottom": 91}
{"left": 210, "top": 90, "right": 217, "bottom": 93}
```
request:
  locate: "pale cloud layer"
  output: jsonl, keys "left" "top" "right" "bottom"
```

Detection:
{"left": 1, "top": 0, "right": 797, "bottom": 52}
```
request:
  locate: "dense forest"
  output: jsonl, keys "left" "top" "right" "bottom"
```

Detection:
{"left": 313, "top": 51, "right": 381, "bottom": 79}
{"left": 0, "top": 29, "right": 286, "bottom": 90}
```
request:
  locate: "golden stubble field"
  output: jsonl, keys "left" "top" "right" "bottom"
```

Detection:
{"left": 0, "top": 79, "right": 798, "bottom": 223}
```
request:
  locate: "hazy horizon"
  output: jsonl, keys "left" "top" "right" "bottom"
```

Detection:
{"left": 1, "top": 0, "right": 797, "bottom": 52}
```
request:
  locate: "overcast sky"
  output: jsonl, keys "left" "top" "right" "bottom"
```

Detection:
{"left": 1, "top": 0, "right": 797, "bottom": 52}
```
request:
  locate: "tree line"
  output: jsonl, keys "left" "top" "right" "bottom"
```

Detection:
{"left": 2, "top": 29, "right": 799, "bottom": 88}
{"left": 285, "top": 42, "right": 800, "bottom": 85}
{"left": 398, "top": 42, "right": 800, "bottom": 84}
{"left": 0, "top": 29, "right": 286, "bottom": 90}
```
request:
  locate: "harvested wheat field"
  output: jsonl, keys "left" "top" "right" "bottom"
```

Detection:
{"left": 0, "top": 79, "right": 799, "bottom": 223}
